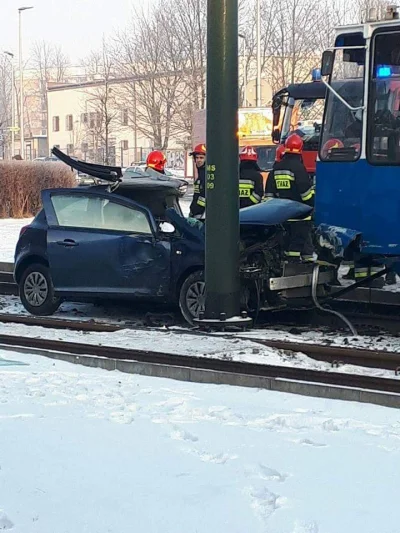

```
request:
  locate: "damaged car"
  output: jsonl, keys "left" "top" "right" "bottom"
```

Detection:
{"left": 14, "top": 149, "right": 335, "bottom": 325}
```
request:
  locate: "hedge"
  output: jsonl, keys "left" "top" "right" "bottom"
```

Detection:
{"left": 0, "top": 161, "right": 75, "bottom": 218}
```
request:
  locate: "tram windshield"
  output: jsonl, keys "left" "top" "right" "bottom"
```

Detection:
{"left": 320, "top": 35, "right": 366, "bottom": 162}
{"left": 368, "top": 31, "right": 400, "bottom": 164}
{"left": 281, "top": 98, "right": 324, "bottom": 151}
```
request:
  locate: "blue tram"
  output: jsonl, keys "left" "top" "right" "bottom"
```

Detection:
{"left": 315, "top": 7, "right": 400, "bottom": 274}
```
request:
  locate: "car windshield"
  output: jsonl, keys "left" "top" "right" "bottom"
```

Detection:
{"left": 281, "top": 98, "right": 324, "bottom": 151}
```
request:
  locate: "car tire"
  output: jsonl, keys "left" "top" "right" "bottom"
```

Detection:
{"left": 19, "top": 263, "right": 61, "bottom": 316}
{"left": 179, "top": 270, "right": 205, "bottom": 325}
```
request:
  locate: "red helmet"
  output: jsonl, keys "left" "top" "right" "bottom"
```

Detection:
{"left": 239, "top": 146, "right": 258, "bottom": 161}
{"left": 146, "top": 150, "right": 167, "bottom": 172}
{"left": 284, "top": 134, "right": 303, "bottom": 154}
{"left": 276, "top": 144, "right": 285, "bottom": 162}
{"left": 190, "top": 143, "right": 206, "bottom": 156}
{"left": 320, "top": 138, "right": 344, "bottom": 159}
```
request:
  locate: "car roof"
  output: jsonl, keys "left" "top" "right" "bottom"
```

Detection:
{"left": 90, "top": 177, "right": 182, "bottom": 196}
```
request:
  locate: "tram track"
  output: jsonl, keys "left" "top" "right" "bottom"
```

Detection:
{"left": 0, "top": 331, "right": 399, "bottom": 409}
{"left": 0, "top": 311, "right": 399, "bottom": 372}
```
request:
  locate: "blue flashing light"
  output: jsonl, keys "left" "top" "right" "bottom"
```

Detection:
{"left": 311, "top": 68, "right": 321, "bottom": 81}
{"left": 377, "top": 65, "right": 392, "bottom": 78}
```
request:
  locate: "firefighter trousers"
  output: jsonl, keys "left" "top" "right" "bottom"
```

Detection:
{"left": 283, "top": 221, "right": 314, "bottom": 262}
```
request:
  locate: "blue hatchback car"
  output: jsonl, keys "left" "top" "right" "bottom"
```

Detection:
{"left": 14, "top": 149, "right": 320, "bottom": 324}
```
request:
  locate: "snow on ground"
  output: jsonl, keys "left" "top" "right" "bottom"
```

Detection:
{"left": 231, "top": 326, "right": 400, "bottom": 353}
{"left": 1, "top": 290, "right": 399, "bottom": 361}
{"left": 0, "top": 218, "right": 32, "bottom": 263}
{"left": 0, "top": 320, "right": 397, "bottom": 380}
{"left": 0, "top": 350, "right": 399, "bottom": 533}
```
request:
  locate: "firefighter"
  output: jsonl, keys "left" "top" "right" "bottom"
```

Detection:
{"left": 239, "top": 146, "right": 264, "bottom": 208}
{"left": 189, "top": 144, "right": 206, "bottom": 219}
{"left": 146, "top": 150, "right": 167, "bottom": 175}
{"left": 265, "top": 134, "right": 315, "bottom": 263}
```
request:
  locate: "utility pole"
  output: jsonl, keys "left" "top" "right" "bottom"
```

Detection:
{"left": 18, "top": 6, "right": 34, "bottom": 159}
{"left": 256, "top": 0, "right": 261, "bottom": 107}
{"left": 203, "top": 0, "right": 241, "bottom": 322}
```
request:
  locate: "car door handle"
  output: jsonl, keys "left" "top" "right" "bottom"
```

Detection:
{"left": 56, "top": 239, "right": 79, "bottom": 247}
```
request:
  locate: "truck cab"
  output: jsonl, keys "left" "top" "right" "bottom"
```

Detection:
{"left": 272, "top": 75, "right": 326, "bottom": 176}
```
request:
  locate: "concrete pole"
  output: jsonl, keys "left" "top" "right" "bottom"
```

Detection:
{"left": 205, "top": 0, "right": 240, "bottom": 320}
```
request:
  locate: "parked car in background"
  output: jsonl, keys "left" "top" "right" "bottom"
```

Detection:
{"left": 123, "top": 166, "right": 188, "bottom": 197}
{"left": 33, "top": 156, "right": 59, "bottom": 162}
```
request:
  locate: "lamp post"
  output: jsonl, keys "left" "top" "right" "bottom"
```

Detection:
{"left": 256, "top": 0, "right": 261, "bottom": 107}
{"left": 238, "top": 33, "right": 247, "bottom": 106}
{"left": 18, "top": 6, "right": 34, "bottom": 159}
{"left": 4, "top": 51, "right": 15, "bottom": 158}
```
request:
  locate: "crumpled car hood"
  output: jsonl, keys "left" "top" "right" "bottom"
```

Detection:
{"left": 239, "top": 198, "right": 312, "bottom": 225}
{"left": 166, "top": 199, "right": 312, "bottom": 241}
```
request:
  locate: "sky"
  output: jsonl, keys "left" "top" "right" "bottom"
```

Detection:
{"left": 1, "top": 0, "right": 153, "bottom": 64}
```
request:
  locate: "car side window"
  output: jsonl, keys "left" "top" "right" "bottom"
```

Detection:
{"left": 100, "top": 199, "right": 152, "bottom": 234}
{"left": 50, "top": 194, "right": 153, "bottom": 234}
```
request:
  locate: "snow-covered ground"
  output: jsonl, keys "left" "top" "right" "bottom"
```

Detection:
{"left": 0, "top": 218, "right": 32, "bottom": 263}
{"left": 0, "top": 319, "right": 397, "bottom": 380}
{"left": 0, "top": 350, "right": 399, "bottom": 533}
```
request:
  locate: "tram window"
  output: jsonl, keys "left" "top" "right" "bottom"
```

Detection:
{"left": 319, "top": 46, "right": 365, "bottom": 162}
{"left": 368, "top": 32, "right": 400, "bottom": 164}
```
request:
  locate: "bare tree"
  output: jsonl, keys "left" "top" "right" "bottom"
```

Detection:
{"left": 31, "top": 41, "right": 70, "bottom": 107}
{"left": 112, "top": 0, "right": 191, "bottom": 150}
{"left": 80, "top": 41, "right": 120, "bottom": 164}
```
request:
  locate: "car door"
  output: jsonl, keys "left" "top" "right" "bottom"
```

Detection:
{"left": 41, "top": 188, "right": 171, "bottom": 298}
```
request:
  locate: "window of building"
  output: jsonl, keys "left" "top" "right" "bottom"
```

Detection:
{"left": 81, "top": 142, "right": 88, "bottom": 153}
{"left": 89, "top": 112, "right": 101, "bottom": 129}
{"left": 81, "top": 113, "right": 88, "bottom": 124}
{"left": 367, "top": 31, "right": 400, "bottom": 165}
{"left": 122, "top": 140, "right": 129, "bottom": 150}
{"left": 52, "top": 116, "right": 60, "bottom": 132}
{"left": 50, "top": 194, "right": 153, "bottom": 234}
{"left": 66, "top": 144, "right": 74, "bottom": 155}
{"left": 66, "top": 115, "right": 73, "bottom": 131}
{"left": 122, "top": 109, "right": 129, "bottom": 126}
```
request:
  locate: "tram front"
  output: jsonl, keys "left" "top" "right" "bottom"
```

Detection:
{"left": 316, "top": 9, "right": 400, "bottom": 262}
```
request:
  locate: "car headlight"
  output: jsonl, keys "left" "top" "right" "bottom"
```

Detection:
{"left": 179, "top": 184, "right": 188, "bottom": 195}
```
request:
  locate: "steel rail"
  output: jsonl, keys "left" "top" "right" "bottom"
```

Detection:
{"left": 0, "top": 332, "right": 399, "bottom": 395}
{"left": 0, "top": 313, "right": 399, "bottom": 370}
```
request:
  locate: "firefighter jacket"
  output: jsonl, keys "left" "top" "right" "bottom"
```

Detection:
{"left": 189, "top": 164, "right": 206, "bottom": 217}
{"left": 239, "top": 161, "right": 264, "bottom": 208}
{"left": 265, "top": 153, "right": 314, "bottom": 219}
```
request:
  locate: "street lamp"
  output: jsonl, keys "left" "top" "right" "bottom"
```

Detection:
{"left": 4, "top": 51, "right": 15, "bottom": 158}
{"left": 238, "top": 33, "right": 247, "bottom": 106}
{"left": 18, "top": 6, "right": 34, "bottom": 159}
{"left": 256, "top": 0, "right": 261, "bottom": 107}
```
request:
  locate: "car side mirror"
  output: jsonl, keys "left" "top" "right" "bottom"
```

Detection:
{"left": 321, "top": 50, "right": 334, "bottom": 77}
{"left": 159, "top": 222, "right": 175, "bottom": 234}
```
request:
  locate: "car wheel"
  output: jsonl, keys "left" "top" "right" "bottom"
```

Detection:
{"left": 19, "top": 263, "right": 61, "bottom": 316}
{"left": 179, "top": 270, "right": 205, "bottom": 325}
